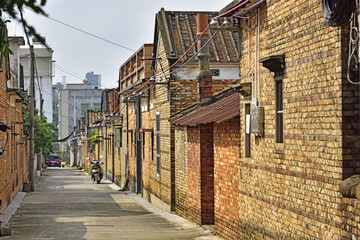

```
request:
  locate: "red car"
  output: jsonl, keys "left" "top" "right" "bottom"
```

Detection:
{"left": 45, "top": 155, "right": 61, "bottom": 167}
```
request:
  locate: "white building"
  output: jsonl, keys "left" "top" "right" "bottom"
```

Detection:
{"left": 20, "top": 46, "right": 54, "bottom": 123}
{"left": 8, "top": 37, "right": 25, "bottom": 89}
{"left": 58, "top": 83, "right": 102, "bottom": 151}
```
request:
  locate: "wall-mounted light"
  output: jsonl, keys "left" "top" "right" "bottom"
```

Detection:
{"left": 223, "top": 18, "right": 232, "bottom": 27}
{"left": 210, "top": 18, "right": 219, "bottom": 27}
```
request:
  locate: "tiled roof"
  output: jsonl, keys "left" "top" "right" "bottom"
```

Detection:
{"left": 154, "top": 8, "right": 239, "bottom": 63}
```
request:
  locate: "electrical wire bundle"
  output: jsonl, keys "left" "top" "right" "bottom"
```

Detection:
{"left": 322, "top": 0, "right": 356, "bottom": 26}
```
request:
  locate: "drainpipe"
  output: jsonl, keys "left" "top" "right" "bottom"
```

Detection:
{"left": 125, "top": 101, "right": 129, "bottom": 180}
{"left": 196, "top": 14, "right": 213, "bottom": 102}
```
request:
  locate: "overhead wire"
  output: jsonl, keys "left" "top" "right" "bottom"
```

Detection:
{"left": 123, "top": 1, "right": 264, "bottom": 100}
{"left": 214, "top": 0, "right": 250, "bottom": 20}
{"left": 33, "top": 57, "right": 46, "bottom": 118}
{"left": 123, "top": 22, "right": 221, "bottom": 100}
{"left": 23, "top": 6, "right": 136, "bottom": 53}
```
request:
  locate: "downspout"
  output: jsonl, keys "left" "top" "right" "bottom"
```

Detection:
{"left": 126, "top": 101, "right": 129, "bottom": 181}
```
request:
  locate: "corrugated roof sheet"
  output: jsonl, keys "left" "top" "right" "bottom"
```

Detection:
{"left": 170, "top": 83, "right": 251, "bottom": 126}
{"left": 171, "top": 90, "right": 240, "bottom": 126}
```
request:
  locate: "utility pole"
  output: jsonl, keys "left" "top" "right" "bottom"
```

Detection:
{"left": 38, "top": 96, "right": 44, "bottom": 174}
{"left": 29, "top": 45, "right": 35, "bottom": 191}
{"left": 20, "top": 9, "right": 35, "bottom": 191}
{"left": 40, "top": 97, "right": 43, "bottom": 120}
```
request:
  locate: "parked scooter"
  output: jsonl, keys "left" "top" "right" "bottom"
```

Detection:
{"left": 90, "top": 160, "right": 104, "bottom": 184}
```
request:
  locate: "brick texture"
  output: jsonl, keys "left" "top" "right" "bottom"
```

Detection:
{"left": 214, "top": 117, "right": 240, "bottom": 240}
{"left": 234, "top": 1, "right": 357, "bottom": 239}
{"left": 0, "top": 38, "right": 29, "bottom": 212}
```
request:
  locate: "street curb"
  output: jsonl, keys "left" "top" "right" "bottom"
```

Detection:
{"left": 101, "top": 179, "right": 223, "bottom": 239}
{"left": 0, "top": 191, "right": 27, "bottom": 236}
{"left": 133, "top": 195, "right": 223, "bottom": 240}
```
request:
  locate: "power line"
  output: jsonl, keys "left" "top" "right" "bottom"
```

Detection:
{"left": 47, "top": 16, "right": 136, "bottom": 52}
{"left": 32, "top": 52, "right": 85, "bottom": 82}
{"left": 34, "top": 53, "right": 117, "bottom": 89}
{"left": 55, "top": 65, "right": 84, "bottom": 81}
{"left": 24, "top": 6, "right": 136, "bottom": 53}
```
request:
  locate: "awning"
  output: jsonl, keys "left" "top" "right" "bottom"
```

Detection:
{"left": 119, "top": 78, "right": 151, "bottom": 96}
{"left": 170, "top": 83, "right": 251, "bottom": 126}
{"left": 0, "top": 123, "right": 10, "bottom": 132}
{"left": 55, "top": 131, "right": 75, "bottom": 142}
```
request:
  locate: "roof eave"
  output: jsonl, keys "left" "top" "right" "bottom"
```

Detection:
{"left": 169, "top": 83, "right": 251, "bottom": 126}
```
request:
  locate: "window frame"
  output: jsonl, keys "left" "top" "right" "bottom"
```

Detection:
{"left": 245, "top": 103, "right": 251, "bottom": 157}
{"left": 275, "top": 79, "right": 284, "bottom": 143}
{"left": 156, "top": 111, "right": 161, "bottom": 177}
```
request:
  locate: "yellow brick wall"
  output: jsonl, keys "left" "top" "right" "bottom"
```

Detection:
{"left": 235, "top": 1, "right": 354, "bottom": 239}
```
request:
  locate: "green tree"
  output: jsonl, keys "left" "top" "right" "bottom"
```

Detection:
{"left": 88, "top": 129, "right": 98, "bottom": 149}
{"left": 1, "top": 0, "right": 47, "bottom": 55}
{"left": 23, "top": 106, "right": 58, "bottom": 156}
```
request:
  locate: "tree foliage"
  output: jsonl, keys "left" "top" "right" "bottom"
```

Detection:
{"left": 0, "top": 0, "right": 47, "bottom": 54}
{"left": 23, "top": 106, "right": 58, "bottom": 156}
{"left": 88, "top": 129, "right": 98, "bottom": 149}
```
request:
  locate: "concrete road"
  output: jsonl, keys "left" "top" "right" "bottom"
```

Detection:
{"left": 4, "top": 167, "right": 222, "bottom": 240}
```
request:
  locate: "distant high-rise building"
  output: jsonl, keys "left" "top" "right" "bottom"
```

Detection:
{"left": 58, "top": 83, "right": 102, "bottom": 152}
{"left": 85, "top": 71, "right": 101, "bottom": 89}
{"left": 53, "top": 81, "right": 64, "bottom": 91}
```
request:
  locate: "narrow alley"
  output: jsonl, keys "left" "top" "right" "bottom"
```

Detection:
{"left": 3, "top": 168, "right": 221, "bottom": 240}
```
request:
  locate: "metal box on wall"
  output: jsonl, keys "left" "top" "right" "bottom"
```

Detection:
{"left": 251, "top": 105, "right": 264, "bottom": 136}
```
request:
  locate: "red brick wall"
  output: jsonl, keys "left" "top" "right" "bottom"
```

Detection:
{"left": 214, "top": 117, "right": 240, "bottom": 239}
{"left": 106, "top": 89, "right": 120, "bottom": 114}
{"left": 186, "top": 126, "right": 201, "bottom": 224}
{"left": 200, "top": 123, "right": 214, "bottom": 225}
{"left": 0, "top": 52, "right": 9, "bottom": 209}
{"left": 175, "top": 124, "right": 215, "bottom": 225}
{"left": 0, "top": 47, "right": 29, "bottom": 211}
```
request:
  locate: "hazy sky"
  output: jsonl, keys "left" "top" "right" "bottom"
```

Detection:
{"left": 6, "top": 1, "right": 231, "bottom": 88}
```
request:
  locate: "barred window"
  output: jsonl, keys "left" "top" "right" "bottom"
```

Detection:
{"left": 245, "top": 104, "right": 251, "bottom": 157}
{"left": 275, "top": 80, "right": 283, "bottom": 143}
{"left": 156, "top": 111, "right": 161, "bottom": 176}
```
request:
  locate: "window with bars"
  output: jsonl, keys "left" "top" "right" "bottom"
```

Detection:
{"left": 115, "top": 128, "right": 122, "bottom": 148}
{"left": 275, "top": 79, "right": 283, "bottom": 143}
{"left": 156, "top": 111, "right": 161, "bottom": 176}
{"left": 151, "top": 131, "right": 154, "bottom": 162}
{"left": 245, "top": 104, "right": 251, "bottom": 157}
{"left": 143, "top": 132, "right": 145, "bottom": 160}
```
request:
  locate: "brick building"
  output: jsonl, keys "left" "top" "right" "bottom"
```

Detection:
{"left": 78, "top": 88, "right": 122, "bottom": 184}
{"left": 117, "top": 8, "right": 241, "bottom": 211}
{"left": 0, "top": 29, "right": 29, "bottom": 213}
{"left": 77, "top": 1, "right": 360, "bottom": 239}
{"left": 169, "top": 0, "right": 360, "bottom": 239}
{"left": 118, "top": 44, "right": 153, "bottom": 192}
{"left": 99, "top": 88, "right": 121, "bottom": 183}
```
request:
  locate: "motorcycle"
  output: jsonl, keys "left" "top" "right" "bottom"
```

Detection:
{"left": 90, "top": 160, "right": 104, "bottom": 184}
